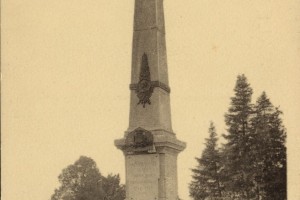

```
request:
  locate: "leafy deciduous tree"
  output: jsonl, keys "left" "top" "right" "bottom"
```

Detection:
{"left": 51, "top": 156, "right": 125, "bottom": 200}
{"left": 102, "top": 174, "right": 126, "bottom": 200}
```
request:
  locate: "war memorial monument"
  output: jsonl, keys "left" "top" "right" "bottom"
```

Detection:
{"left": 114, "top": 0, "right": 186, "bottom": 200}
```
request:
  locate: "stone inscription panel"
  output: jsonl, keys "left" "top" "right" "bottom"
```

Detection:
{"left": 126, "top": 154, "right": 159, "bottom": 200}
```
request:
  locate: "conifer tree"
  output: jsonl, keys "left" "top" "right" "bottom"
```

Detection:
{"left": 222, "top": 74, "right": 254, "bottom": 199}
{"left": 190, "top": 122, "right": 222, "bottom": 200}
{"left": 189, "top": 74, "right": 287, "bottom": 199}
{"left": 250, "top": 92, "right": 287, "bottom": 200}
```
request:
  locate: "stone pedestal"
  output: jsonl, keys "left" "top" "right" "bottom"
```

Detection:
{"left": 115, "top": 130, "right": 185, "bottom": 200}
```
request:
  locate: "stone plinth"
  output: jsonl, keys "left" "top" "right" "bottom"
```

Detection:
{"left": 115, "top": 131, "right": 186, "bottom": 200}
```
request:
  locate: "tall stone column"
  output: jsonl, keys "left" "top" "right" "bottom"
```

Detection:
{"left": 115, "top": 1, "right": 186, "bottom": 200}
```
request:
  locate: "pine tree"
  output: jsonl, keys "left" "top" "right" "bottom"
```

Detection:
{"left": 190, "top": 122, "right": 222, "bottom": 200}
{"left": 250, "top": 92, "right": 287, "bottom": 200}
{"left": 189, "top": 75, "right": 287, "bottom": 200}
{"left": 222, "top": 74, "right": 254, "bottom": 199}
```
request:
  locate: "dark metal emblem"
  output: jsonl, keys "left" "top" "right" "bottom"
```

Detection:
{"left": 136, "top": 53, "right": 153, "bottom": 107}
{"left": 125, "top": 127, "right": 155, "bottom": 153}
{"left": 129, "top": 53, "right": 171, "bottom": 108}
{"left": 134, "top": 130, "right": 152, "bottom": 148}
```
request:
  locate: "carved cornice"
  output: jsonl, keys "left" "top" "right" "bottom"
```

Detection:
{"left": 151, "top": 81, "right": 171, "bottom": 93}
{"left": 114, "top": 128, "right": 186, "bottom": 155}
{"left": 120, "top": 127, "right": 157, "bottom": 154}
{"left": 130, "top": 81, "right": 170, "bottom": 93}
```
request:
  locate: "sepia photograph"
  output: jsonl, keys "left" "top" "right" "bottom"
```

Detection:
{"left": 2, "top": 0, "right": 300, "bottom": 199}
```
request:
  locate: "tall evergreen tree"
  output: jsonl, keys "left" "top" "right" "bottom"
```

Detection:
{"left": 250, "top": 92, "right": 287, "bottom": 200}
{"left": 222, "top": 74, "right": 254, "bottom": 199}
{"left": 189, "top": 75, "right": 287, "bottom": 200}
{"left": 190, "top": 122, "right": 222, "bottom": 200}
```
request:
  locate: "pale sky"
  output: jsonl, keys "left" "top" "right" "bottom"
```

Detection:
{"left": 2, "top": 0, "right": 300, "bottom": 200}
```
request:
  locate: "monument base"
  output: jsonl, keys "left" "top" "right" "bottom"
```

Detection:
{"left": 115, "top": 129, "right": 186, "bottom": 200}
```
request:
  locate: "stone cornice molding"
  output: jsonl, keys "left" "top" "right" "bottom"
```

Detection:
{"left": 130, "top": 81, "right": 170, "bottom": 93}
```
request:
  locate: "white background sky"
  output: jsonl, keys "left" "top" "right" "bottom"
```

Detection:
{"left": 2, "top": 0, "right": 300, "bottom": 199}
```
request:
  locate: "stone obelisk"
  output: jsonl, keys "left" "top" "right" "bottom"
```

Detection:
{"left": 115, "top": 1, "right": 186, "bottom": 200}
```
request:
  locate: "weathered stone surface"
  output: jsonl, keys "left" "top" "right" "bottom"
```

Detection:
{"left": 129, "top": 0, "right": 171, "bottom": 132}
{"left": 114, "top": 0, "right": 185, "bottom": 199}
{"left": 115, "top": 132, "right": 185, "bottom": 200}
{"left": 126, "top": 154, "right": 159, "bottom": 200}
{"left": 128, "top": 89, "right": 173, "bottom": 133}
{"left": 133, "top": 0, "right": 165, "bottom": 33}
{"left": 131, "top": 30, "right": 168, "bottom": 84}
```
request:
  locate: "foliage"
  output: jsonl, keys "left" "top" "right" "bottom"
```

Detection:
{"left": 190, "top": 122, "right": 222, "bottom": 200}
{"left": 249, "top": 92, "right": 287, "bottom": 200}
{"left": 190, "top": 75, "right": 287, "bottom": 200}
{"left": 102, "top": 174, "right": 126, "bottom": 200}
{"left": 222, "top": 74, "right": 254, "bottom": 199}
{"left": 51, "top": 156, "right": 125, "bottom": 200}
